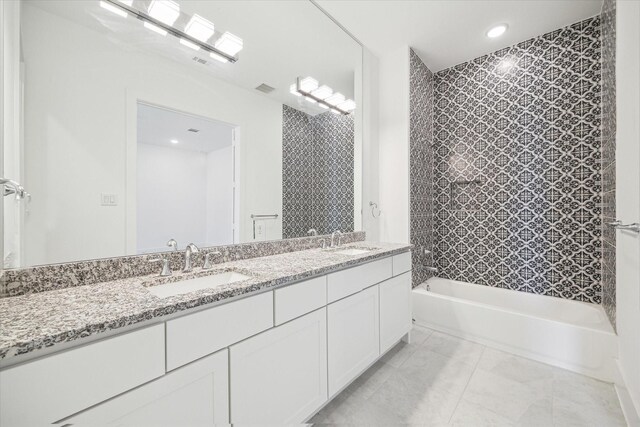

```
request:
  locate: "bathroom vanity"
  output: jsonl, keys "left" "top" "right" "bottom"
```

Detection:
{"left": 0, "top": 245, "right": 412, "bottom": 426}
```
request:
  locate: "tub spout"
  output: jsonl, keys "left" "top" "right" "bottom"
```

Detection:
{"left": 422, "top": 266, "right": 438, "bottom": 273}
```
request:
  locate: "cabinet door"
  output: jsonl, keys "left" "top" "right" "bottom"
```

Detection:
{"left": 327, "top": 285, "right": 379, "bottom": 396}
{"left": 0, "top": 325, "right": 165, "bottom": 427}
{"left": 230, "top": 309, "right": 327, "bottom": 424}
{"left": 379, "top": 272, "right": 412, "bottom": 353}
{"left": 62, "top": 349, "right": 229, "bottom": 426}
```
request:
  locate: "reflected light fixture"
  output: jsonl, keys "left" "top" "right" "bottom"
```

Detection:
{"left": 180, "top": 39, "right": 200, "bottom": 51}
{"left": 293, "top": 77, "right": 355, "bottom": 115}
{"left": 290, "top": 84, "right": 302, "bottom": 97}
{"left": 98, "top": 0, "right": 242, "bottom": 63}
{"left": 215, "top": 32, "right": 244, "bottom": 56}
{"left": 148, "top": 0, "right": 180, "bottom": 26}
{"left": 144, "top": 22, "right": 167, "bottom": 36}
{"left": 100, "top": 1, "right": 128, "bottom": 18}
{"left": 170, "top": 139, "right": 179, "bottom": 144}
{"left": 185, "top": 14, "right": 215, "bottom": 42}
{"left": 486, "top": 24, "right": 508, "bottom": 38}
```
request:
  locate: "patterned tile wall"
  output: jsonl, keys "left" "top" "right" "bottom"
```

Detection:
{"left": 282, "top": 105, "right": 355, "bottom": 238}
{"left": 431, "top": 17, "right": 603, "bottom": 303}
{"left": 409, "top": 49, "right": 435, "bottom": 287}
{"left": 601, "top": 0, "right": 617, "bottom": 328}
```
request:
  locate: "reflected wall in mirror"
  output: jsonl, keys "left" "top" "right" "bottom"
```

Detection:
{"left": 2, "top": 0, "right": 362, "bottom": 268}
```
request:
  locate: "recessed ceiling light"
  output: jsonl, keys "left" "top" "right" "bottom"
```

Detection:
{"left": 170, "top": 139, "right": 179, "bottom": 144}
{"left": 148, "top": 0, "right": 180, "bottom": 26}
{"left": 487, "top": 24, "right": 508, "bottom": 38}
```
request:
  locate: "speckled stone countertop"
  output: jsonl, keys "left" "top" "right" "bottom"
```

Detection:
{"left": 0, "top": 242, "right": 411, "bottom": 360}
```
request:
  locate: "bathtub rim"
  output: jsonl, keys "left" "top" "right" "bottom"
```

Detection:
{"left": 415, "top": 277, "right": 615, "bottom": 335}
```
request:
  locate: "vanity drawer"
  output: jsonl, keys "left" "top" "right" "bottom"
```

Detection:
{"left": 275, "top": 276, "right": 327, "bottom": 325}
{"left": 392, "top": 251, "right": 412, "bottom": 276}
{"left": 166, "top": 291, "right": 273, "bottom": 371}
{"left": 0, "top": 324, "right": 165, "bottom": 426}
{"left": 327, "top": 257, "right": 392, "bottom": 303}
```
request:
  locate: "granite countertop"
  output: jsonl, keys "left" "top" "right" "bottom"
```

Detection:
{"left": 0, "top": 242, "right": 411, "bottom": 361}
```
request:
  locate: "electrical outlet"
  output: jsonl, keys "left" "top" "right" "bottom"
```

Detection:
{"left": 256, "top": 223, "right": 264, "bottom": 237}
{"left": 101, "top": 193, "right": 118, "bottom": 206}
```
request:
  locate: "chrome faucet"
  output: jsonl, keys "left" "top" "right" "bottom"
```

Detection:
{"left": 166, "top": 239, "right": 178, "bottom": 251}
{"left": 330, "top": 230, "right": 343, "bottom": 248}
{"left": 149, "top": 257, "right": 172, "bottom": 277}
{"left": 307, "top": 228, "right": 318, "bottom": 236}
{"left": 183, "top": 243, "right": 200, "bottom": 272}
{"left": 423, "top": 266, "right": 438, "bottom": 273}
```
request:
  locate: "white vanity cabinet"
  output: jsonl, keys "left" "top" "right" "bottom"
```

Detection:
{"left": 0, "top": 325, "right": 165, "bottom": 427}
{"left": 230, "top": 308, "right": 328, "bottom": 424}
{"left": 380, "top": 271, "right": 412, "bottom": 353}
{"left": 327, "top": 285, "right": 380, "bottom": 396}
{"left": 61, "top": 349, "right": 229, "bottom": 426}
{"left": 0, "top": 250, "right": 412, "bottom": 427}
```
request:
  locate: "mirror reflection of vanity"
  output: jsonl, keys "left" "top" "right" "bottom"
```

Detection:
{"left": 3, "top": 0, "right": 363, "bottom": 268}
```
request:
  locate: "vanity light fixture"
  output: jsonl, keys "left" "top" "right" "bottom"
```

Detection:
{"left": 148, "top": 0, "right": 180, "bottom": 26}
{"left": 486, "top": 24, "right": 508, "bottom": 38}
{"left": 215, "top": 32, "right": 244, "bottom": 56}
{"left": 100, "top": 1, "right": 128, "bottom": 18}
{"left": 185, "top": 14, "right": 215, "bottom": 42}
{"left": 311, "top": 85, "right": 333, "bottom": 100}
{"left": 293, "top": 77, "right": 355, "bottom": 115}
{"left": 180, "top": 39, "right": 200, "bottom": 51}
{"left": 98, "top": 0, "right": 241, "bottom": 63}
{"left": 144, "top": 22, "right": 168, "bottom": 36}
{"left": 289, "top": 84, "right": 302, "bottom": 97}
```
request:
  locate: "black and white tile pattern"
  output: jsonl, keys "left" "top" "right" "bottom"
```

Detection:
{"left": 601, "top": 0, "right": 616, "bottom": 328}
{"left": 409, "top": 49, "right": 435, "bottom": 287}
{"left": 421, "top": 17, "right": 603, "bottom": 303}
{"left": 282, "top": 105, "right": 355, "bottom": 238}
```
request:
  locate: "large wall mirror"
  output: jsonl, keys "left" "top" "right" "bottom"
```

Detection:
{"left": 2, "top": 0, "right": 363, "bottom": 268}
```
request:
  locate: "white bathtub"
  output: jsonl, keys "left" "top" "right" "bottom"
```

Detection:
{"left": 412, "top": 277, "right": 618, "bottom": 382}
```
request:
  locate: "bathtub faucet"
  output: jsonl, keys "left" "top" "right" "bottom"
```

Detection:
{"left": 423, "top": 266, "right": 438, "bottom": 273}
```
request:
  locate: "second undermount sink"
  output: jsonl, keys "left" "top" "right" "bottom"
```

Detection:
{"left": 147, "top": 271, "right": 251, "bottom": 298}
{"left": 332, "top": 247, "right": 376, "bottom": 256}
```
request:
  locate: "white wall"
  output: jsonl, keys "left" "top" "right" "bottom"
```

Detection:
{"left": 137, "top": 144, "right": 208, "bottom": 253}
{"left": 206, "top": 145, "right": 234, "bottom": 245}
{"left": 21, "top": 3, "right": 283, "bottom": 266}
{"left": 376, "top": 47, "right": 411, "bottom": 244}
{"left": 615, "top": 0, "right": 640, "bottom": 421}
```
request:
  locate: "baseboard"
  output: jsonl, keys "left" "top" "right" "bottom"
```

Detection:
{"left": 414, "top": 320, "right": 616, "bottom": 383}
{"left": 614, "top": 360, "right": 640, "bottom": 427}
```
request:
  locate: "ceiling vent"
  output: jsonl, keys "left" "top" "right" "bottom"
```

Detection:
{"left": 255, "top": 83, "right": 275, "bottom": 94}
{"left": 187, "top": 128, "right": 200, "bottom": 133}
{"left": 192, "top": 56, "right": 208, "bottom": 65}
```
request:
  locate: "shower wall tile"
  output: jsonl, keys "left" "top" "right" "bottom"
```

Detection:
{"left": 601, "top": 0, "right": 616, "bottom": 329}
{"left": 409, "top": 49, "right": 435, "bottom": 287}
{"left": 431, "top": 17, "right": 603, "bottom": 303}
{"left": 282, "top": 105, "right": 354, "bottom": 238}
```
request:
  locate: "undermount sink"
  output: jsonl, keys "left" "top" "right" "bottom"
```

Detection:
{"left": 332, "top": 248, "right": 374, "bottom": 256}
{"left": 147, "top": 271, "right": 251, "bottom": 298}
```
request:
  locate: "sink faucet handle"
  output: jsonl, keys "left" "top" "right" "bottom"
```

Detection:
{"left": 166, "top": 239, "right": 178, "bottom": 251}
{"left": 330, "top": 230, "right": 343, "bottom": 248}
{"left": 318, "top": 239, "right": 327, "bottom": 249}
{"left": 149, "top": 258, "right": 172, "bottom": 277}
{"left": 203, "top": 251, "right": 222, "bottom": 269}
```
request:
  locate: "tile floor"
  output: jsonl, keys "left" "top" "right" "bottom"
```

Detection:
{"left": 310, "top": 326, "right": 626, "bottom": 426}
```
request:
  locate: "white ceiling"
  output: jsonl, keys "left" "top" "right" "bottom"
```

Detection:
{"left": 27, "top": 0, "right": 361, "bottom": 116}
{"left": 317, "top": 0, "right": 602, "bottom": 72}
{"left": 137, "top": 103, "right": 234, "bottom": 152}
